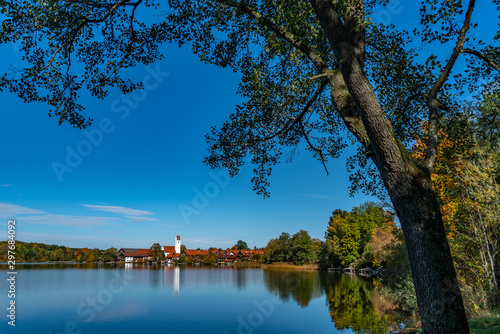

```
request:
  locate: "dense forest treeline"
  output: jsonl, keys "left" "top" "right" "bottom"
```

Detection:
{"left": 0, "top": 241, "right": 118, "bottom": 262}
{"left": 263, "top": 202, "right": 396, "bottom": 270}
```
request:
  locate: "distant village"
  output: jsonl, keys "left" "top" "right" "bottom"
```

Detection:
{"left": 117, "top": 235, "right": 264, "bottom": 264}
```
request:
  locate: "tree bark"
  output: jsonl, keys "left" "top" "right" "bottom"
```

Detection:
{"left": 309, "top": 0, "right": 470, "bottom": 332}
{"left": 389, "top": 173, "right": 470, "bottom": 333}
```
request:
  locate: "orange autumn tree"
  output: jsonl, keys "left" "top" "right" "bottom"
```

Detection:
{"left": 411, "top": 124, "right": 470, "bottom": 239}
{"left": 412, "top": 122, "right": 499, "bottom": 315}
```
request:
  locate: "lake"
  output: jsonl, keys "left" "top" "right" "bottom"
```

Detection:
{"left": 0, "top": 263, "right": 415, "bottom": 334}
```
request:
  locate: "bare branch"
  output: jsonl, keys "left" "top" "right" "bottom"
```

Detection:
{"left": 111, "top": 0, "right": 144, "bottom": 74}
{"left": 429, "top": 0, "right": 476, "bottom": 98}
{"left": 299, "top": 120, "right": 330, "bottom": 175}
{"left": 253, "top": 79, "right": 328, "bottom": 142}
{"left": 214, "top": 0, "right": 330, "bottom": 74}
{"left": 425, "top": 0, "right": 477, "bottom": 173}
{"left": 85, "top": 0, "right": 130, "bottom": 23}
{"left": 461, "top": 48, "right": 500, "bottom": 70}
{"left": 310, "top": 73, "right": 330, "bottom": 80}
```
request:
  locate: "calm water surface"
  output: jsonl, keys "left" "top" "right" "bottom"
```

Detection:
{"left": 0, "top": 264, "right": 413, "bottom": 334}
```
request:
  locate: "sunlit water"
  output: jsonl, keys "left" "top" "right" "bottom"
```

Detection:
{"left": 0, "top": 263, "right": 413, "bottom": 334}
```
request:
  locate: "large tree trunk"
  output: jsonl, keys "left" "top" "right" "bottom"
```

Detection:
{"left": 350, "top": 69, "right": 470, "bottom": 333}
{"left": 388, "top": 168, "right": 470, "bottom": 333}
{"left": 309, "top": 1, "right": 470, "bottom": 332}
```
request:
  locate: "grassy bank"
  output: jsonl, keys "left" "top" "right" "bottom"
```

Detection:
{"left": 261, "top": 262, "right": 319, "bottom": 270}
{"left": 468, "top": 315, "right": 500, "bottom": 334}
{"left": 400, "top": 315, "right": 500, "bottom": 334}
{"left": 229, "top": 261, "right": 261, "bottom": 268}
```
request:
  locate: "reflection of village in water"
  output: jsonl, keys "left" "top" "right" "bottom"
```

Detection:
{"left": 10, "top": 263, "right": 419, "bottom": 333}
{"left": 124, "top": 263, "right": 180, "bottom": 295}
{"left": 124, "top": 263, "right": 255, "bottom": 297}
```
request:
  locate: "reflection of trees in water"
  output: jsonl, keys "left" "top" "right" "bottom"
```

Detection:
{"left": 263, "top": 270, "right": 323, "bottom": 307}
{"left": 149, "top": 266, "right": 161, "bottom": 289}
{"left": 263, "top": 270, "right": 416, "bottom": 334}
{"left": 321, "top": 273, "right": 391, "bottom": 334}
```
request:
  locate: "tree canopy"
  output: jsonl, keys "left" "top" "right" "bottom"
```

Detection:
{"left": 1, "top": 1, "right": 497, "bottom": 196}
{"left": 264, "top": 229, "right": 317, "bottom": 265}
{"left": 323, "top": 202, "right": 389, "bottom": 267}
{"left": 234, "top": 240, "right": 249, "bottom": 250}
{"left": 1, "top": 1, "right": 499, "bottom": 332}
{"left": 149, "top": 242, "right": 165, "bottom": 262}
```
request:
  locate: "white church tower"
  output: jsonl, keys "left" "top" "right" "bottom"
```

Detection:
{"left": 175, "top": 235, "right": 181, "bottom": 254}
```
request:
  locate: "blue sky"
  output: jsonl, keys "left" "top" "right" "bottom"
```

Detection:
{"left": 0, "top": 1, "right": 497, "bottom": 250}
{"left": 0, "top": 43, "right": 378, "bottom": 250}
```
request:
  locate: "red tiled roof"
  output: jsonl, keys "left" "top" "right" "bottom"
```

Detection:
{"left": 165, "top": 252, "right": 181, "bottom": 259}
{"left": 217, "top": 250, "right": 239, "bottom": 259}
{"left": 218, "top": 249, "right": 264, "bottom": 259}
{"left": 163, "top": 246, "right": 175, "bottom": 253}
{"left": 184, "top": 249, "right": 209, "bottom": 256}
{"left": 118, "top": 248, "right": 150, "bottom": 257}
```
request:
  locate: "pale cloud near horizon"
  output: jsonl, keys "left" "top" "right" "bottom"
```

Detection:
{"left": 82, "top": 204, "right": 154, "bottom": 216}
{"left": 12, "top": 232, "right": 142, "bottom": 249}
{"left": 126, "top": 216, "right": 158, "bottom": 222}
{"left": 0, "top": 203, "right": 46, "bottom": 215}
{"left": 0, "top": 184, "right": 12, "bottom": 187}
{"left": 183, "top": 237, "right": 235, "bottom": 247}
{"left": 0, "top": 202, "right": 122, "bottom": 227}
{"left": 157, "top": 223, "right": 185, "bottom": 228}
{"left": 18, "top": 214, "right": 120, "bottom": 227}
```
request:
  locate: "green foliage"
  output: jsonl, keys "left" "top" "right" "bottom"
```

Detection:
{"left": 203, "top": 251, "right": 217, "bottom": 265}
{"left": 357, "top": 244, "right": 376, "bottom": 269}
{"left": 102, "top": 247, "right": 118, "bottom": 262}
{"left": 324, "top": 202, "right": 388, "bottom": 267}
{"left": 290, "top": 230, "right": 316, "bottom": 265}
{"left": 3, "top": 0, "right": 495, "bottom": 199}
{"left": 251, "top": 252, "right": 262, "bottom": 262}
{"left": 177, "top": 254, "right": 187, "bottom": 264}
{"left": 264, "top": 230, "right": 316, "bottom": 265}
{"left": 419, "top": 92, "right": 500, "bottom": 316}
{"left": 0, "top": 0, "right": 165, "bottom": 127}
{"left": 149, "top": 243, "right": 166, "bottom": 262}
{"left": 234, "top": 240, "right": 249, "bottom": 250}
{"left": 475, "top": 89, "right": 500, "bottom": 145}
{"left": 0, "top": 240, "right": 77, "bottom": 262}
